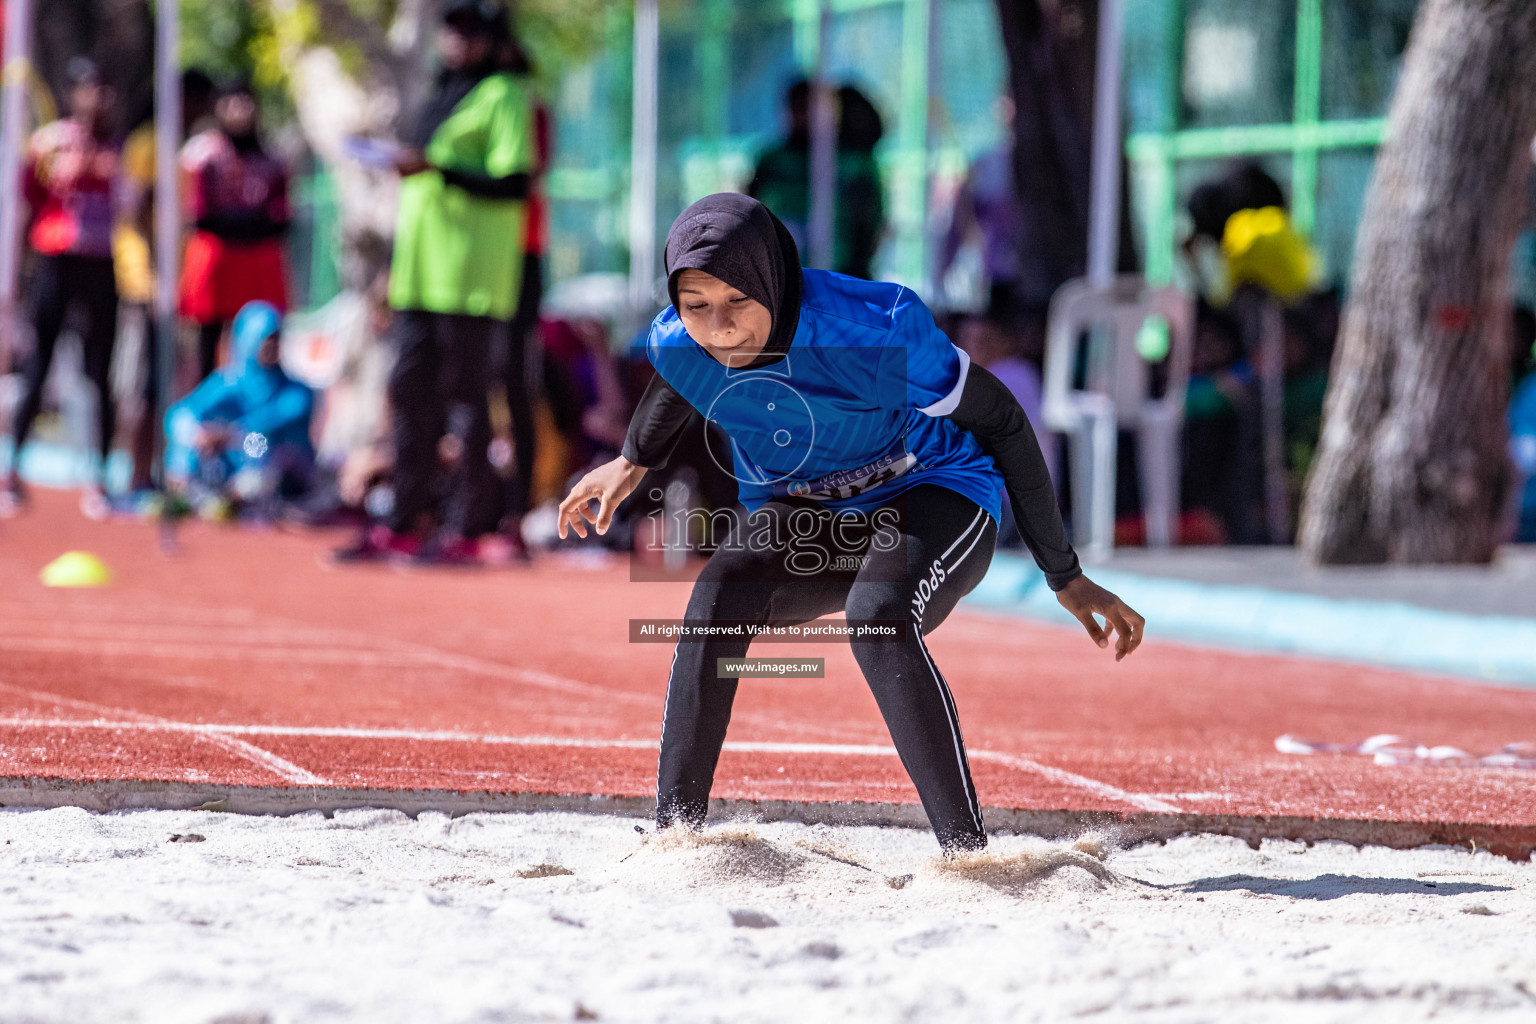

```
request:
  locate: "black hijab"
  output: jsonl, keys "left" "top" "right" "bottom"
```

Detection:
{"left": 664, "top": 193, "right": 802, "bottom": 367}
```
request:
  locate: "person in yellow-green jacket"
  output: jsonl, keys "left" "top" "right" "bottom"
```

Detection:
{"left": 335, "top": 0, "right": 535, "bottom": 565}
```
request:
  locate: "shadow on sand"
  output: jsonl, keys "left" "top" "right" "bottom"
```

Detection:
{"left": 1178, "top": 874, "right": 1513, "bottom": 900}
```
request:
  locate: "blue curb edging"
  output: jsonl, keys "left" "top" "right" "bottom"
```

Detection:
{"left": 964, "top": 553, "right": 1536, "bottom": 687}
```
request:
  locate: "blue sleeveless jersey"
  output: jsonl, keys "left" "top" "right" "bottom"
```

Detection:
{"left": 643, "top": 268, "right": 1003, "bottom": 523}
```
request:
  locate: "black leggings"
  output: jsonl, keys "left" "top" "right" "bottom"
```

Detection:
{"left": 11, "top": 254, "right": 119, "bottom": 468}
{"left": 197, "top": 321, "right": 224, "bottom": 382}
{"left": 499, "top": 253, "right": 542, "bottom": 519}
{"left": 386, "top": 309, "right": 500, "bottom": 538}
{"left": 656, "top": 483, "right": 998, "bottom": 852}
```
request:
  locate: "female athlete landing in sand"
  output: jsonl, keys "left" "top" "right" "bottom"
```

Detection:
{"left": 559, "top": 193, "right": 1144, "bottom": 853}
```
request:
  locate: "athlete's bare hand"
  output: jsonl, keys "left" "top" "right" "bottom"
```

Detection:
{"left": 1056, "top": 575, "right": 1145, "bottom": 661}
{"left": 558, "top": 456, "right": 648, "bottom": 539}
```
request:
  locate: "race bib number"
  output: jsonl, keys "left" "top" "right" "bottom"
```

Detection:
{"left": 773, "top": 438, "right": 918, "bottom": 502}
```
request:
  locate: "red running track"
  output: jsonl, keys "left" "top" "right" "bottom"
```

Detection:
{"left": 3, "top": 488, "right": 1535, "bottom": 853}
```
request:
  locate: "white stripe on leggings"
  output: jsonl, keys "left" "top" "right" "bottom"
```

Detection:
{"left": 913, "top": 505, "right": 990, "bottom": 624}
{"left": 656, "top": 642, "right": 680, "bottom": 803}
{"left": 913, "top": 505, "right": 993, "bottom": 832}
{"left": 917, "top": 630, "right": 983, "bottom": 832}
{"left": 937, "top": 506, "right": 986, "bottom": 563}
{"left": 948, "top": 514, "right": 990, "bottom": 577}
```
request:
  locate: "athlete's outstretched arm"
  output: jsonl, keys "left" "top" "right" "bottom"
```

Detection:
{"left": 949, "top": 363, "right": 1078, "bottom": 588}
{"left": 948, "top": 363, "right": 1145, "bottom": 660}
{"left": 557, "top": 373, "right": 693, "bottom": 539}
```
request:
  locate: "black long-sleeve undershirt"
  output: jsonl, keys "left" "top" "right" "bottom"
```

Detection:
{"left": 620, "top": 366, "right": 1081, "bottom": 590}
{"left": 438, "top": 168, "right": 531, "bottom": 201}
{"left": 948, "top": 363, "right": 1081, "bottom": 590}
{"left": 621, "top": 372, "right": 696, "bottom": 470}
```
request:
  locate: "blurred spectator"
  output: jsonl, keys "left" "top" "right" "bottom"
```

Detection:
{"left": 1280, "top": 293, "right": 1336, "bottom": 520}
{"left": 832, "top": 85, "right": 885, "bottom": 281}
{"left": 954, "top": 312, "right": 1056, "bottom": 548}
{"left": 1182, "top": 161, "right": 1314, "bottom": 306}
{"left": 938, "top": 94, "right": 1053, "bottom": 337}
{"left": 332, "top": 0, "right": 535, "bottom": 565}
{"left": 1175, "top": 287, "right": 1334, "bottom": 547}
{"left": 179, "top": 78, "right": 291, "bottom": 381}
{"left": 288, "top": 274, "right": 393, "bottom": 527}
{"left": 163, "top": 301, "right": 314, "bottom": 517}
{"left": 539, "top": 317, "right": 628, "bottom": 474}
{"left": 494, "top": 16, "right": 547, "bottom": 561}
{"left": 954, "top": 313, "right": 1055, "bottom": 480}
{"left": 2, "top": 58, "right": 121, "bottom": 520}
{"left": 121, "top": 68, "right": 216, "bottom": 495}
{"left": 1180, "top": 301, "right": 1261, "bottom": 544}
{"left": 747, "top": 81, "right": 811, "bottom": 250}
{"left": 1179, "top": 160, "right": 1332, "bottom": 544}
{"left": 747, "top": 80, "right": 886, "bottom": 279}
{"left": 1511, "top": 311, "right": 1536, "bottom": 543}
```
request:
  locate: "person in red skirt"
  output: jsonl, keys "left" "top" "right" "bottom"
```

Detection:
{"left": 178, "top": 79, "right": 291, "bottom": 382}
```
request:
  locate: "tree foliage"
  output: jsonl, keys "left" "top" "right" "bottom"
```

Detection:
{"left": 192, "top": 0, "right": 621, "bottom": 288}
{"left": 179, "top": 0, "right": 302, "bottom": 123}
{"left": 184, "top": 0, "right": 619, "bottom": 113}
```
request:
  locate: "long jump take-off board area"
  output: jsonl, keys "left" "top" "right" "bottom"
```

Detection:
{"left": 3, "top": 488, "right": 1535, "bottom": 858}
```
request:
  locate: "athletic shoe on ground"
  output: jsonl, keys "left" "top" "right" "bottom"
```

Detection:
{"left": 502, "top": 517, "right": 532, "bottom": 564}
{"left": 479, "top": 524, "right": 532, "bottom": 566}
{"left": 0, "top": 475, "right": 26, "bottom": 518}
{"left": 408, "top": 534, "right": 482, "bottom": 568}
{"left": 80, "top": 488, "right": 111, "bottom": 521}
{"left": 329, "top": 525, "right": 421, "bottom": 564}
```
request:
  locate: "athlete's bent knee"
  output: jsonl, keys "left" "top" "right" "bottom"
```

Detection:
{"left": 844, "top": 580, "right": 906, "bottom": 630}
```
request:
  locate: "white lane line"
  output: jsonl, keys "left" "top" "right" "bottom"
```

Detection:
{"left": 0, "top": 638, "right": 443, "bottom": 663}
{"left": 0, "top": 622, "right": 416, "bottom": 648}
{"left": 0, "top": 715, "right": 1179, "bottom": 811}
{"left": 0, "top": 687, "right": 329, "bottom": 787}
{"left": 0, "top": 719, "right": 663, "bottom": 749}
{"left": 966, "top": 750, "right": 1180, "bottom": 813}
{"left": 0, "top": 604, "right": 260, "bottom": 626}
{"left": 0, "top": 637, "right": 646, "bottom": 706}
{"left": 0, "top": 633, "right": 889, "bottom": 743}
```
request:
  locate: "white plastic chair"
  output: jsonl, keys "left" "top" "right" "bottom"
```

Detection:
{"left": 1042, "top": 276, "right": 1194, "bottom": 560}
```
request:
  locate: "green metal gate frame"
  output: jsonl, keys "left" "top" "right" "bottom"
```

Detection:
{"left": 1126, "top": 0, "right": 1389, "bottom": 284}
{"left": 545, "top": 0, "right": 974, "bottom": 289}
{"left": 543, "top": 0, "right": 1399, "bottom": 293}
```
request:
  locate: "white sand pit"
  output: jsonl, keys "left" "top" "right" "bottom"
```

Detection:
{"left": 921, "top": 833, "right": 1117, "bottom": 900}
{"left": 2, "top": 806, "right": 1534, "bottom": 1022}
{"left": 614, "top": 823, "right": 811, "bottom": 889}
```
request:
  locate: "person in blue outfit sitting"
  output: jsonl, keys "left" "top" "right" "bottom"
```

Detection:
{"left": 164, "top": 300, "right": 314, "bottom": 514}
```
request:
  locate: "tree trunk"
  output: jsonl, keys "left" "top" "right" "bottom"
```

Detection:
{"left": 1299, "top": 0, "right": 1536, "bottom": 565}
